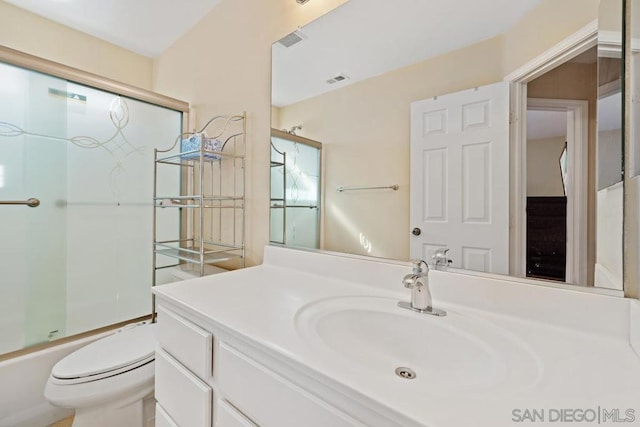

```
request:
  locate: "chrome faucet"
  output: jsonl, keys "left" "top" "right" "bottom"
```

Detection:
{"left": 398, "top": 259, "right": 446, "bottom": 316}
{"left": 432, "top": 248, "right": 452, "bottom": 270}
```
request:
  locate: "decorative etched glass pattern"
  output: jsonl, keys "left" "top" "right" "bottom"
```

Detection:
{"left": 270, "top": 135, "right": 321, "bottom": 249}
{"left": 0, "top": 61, "right": 181, "bottom": 355}
{"left": 0, "top": 96, "right": 145, "bottom": 199}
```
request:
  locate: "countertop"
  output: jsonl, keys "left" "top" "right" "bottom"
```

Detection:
{"left": 153, "top": 247, "right": 640, "bottom": 427}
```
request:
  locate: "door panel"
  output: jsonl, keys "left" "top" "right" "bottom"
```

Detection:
{"left": 0, "top": 64, "right": 68, "bottom": 353}
{"left": 410, "top": 82, "right": 510, "bottom": 274}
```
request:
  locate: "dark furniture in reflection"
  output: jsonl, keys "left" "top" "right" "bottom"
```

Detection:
{"left": 526, "top": 196, "right": 567, "bottom": 282}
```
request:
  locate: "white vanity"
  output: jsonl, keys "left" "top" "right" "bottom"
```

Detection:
{"left": 152, "top": 246, "right": 640, "bottom": 427}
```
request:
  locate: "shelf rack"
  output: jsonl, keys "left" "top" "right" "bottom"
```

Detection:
{"left": 152, "top": 114, "right": 246, "bottom": 308}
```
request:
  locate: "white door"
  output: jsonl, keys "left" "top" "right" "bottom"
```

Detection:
{"left": 410, "top": 82, "right": 510, "bottom": 274}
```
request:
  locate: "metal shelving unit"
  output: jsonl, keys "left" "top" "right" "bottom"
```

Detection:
{"left": 152, "top": 114, "right": 246, "bottom": 308}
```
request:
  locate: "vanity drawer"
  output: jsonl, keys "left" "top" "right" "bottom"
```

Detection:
{"left": 216, "top": 400, "right": 258, "bottom": 427}
{"left": 155, "top": 403, "right": 179, "bottom": 427}
{"left": 218, "top": 343, "right": 359, "bottom": 427}
{"left": 157, "top": 305, "right": 213, "bottom": 379}
{"left": 155, "top": 348, "right": 213, "bottom": 427}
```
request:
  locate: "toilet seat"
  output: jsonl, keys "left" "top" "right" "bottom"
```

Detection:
{"left": 51, "top": 323, "right": 157, "bottom": 385}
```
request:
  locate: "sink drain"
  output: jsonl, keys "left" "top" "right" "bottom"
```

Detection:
{"left": 395, "top": 367, "right": 416, "bottom": 380}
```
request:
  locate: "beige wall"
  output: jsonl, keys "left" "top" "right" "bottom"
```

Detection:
{"left": 599, "top": 0, "right": 623, "bottom": 33}
{"left": 527, "top": 137, "right": 567, "bottom": 196}
{"left": 277, "top": 37, "right": 504, "bottom": 260}
{"left": 271, "top": 106, "right": 282, "bottom": 130}
{"left": 0, "top": 1, "right": 153, "bottom": 89}
{"left": 153, "top": 0, "right": 347, "bottom": 266}
{"left": 502, "top": 0, "right": 599, "bottom": 76}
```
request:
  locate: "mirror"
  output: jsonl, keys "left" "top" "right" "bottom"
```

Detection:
{"left": 271, "top": 0, "right": 624, "bottom": 291}
{"left": 628, "top": 0, "right": 640, "bottom": 298}
{"left": 595, "top": 0, "right": 624, "bottom": 290}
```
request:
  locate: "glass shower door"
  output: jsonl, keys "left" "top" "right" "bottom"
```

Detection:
{"left": 0, "top": 59, "right": 182, "bottom": 356}
{"left": 0, "top": 63, "right": 68, "bottom": 353}
{"left": 270, "top": 133, "right": 321, "bottom": 249}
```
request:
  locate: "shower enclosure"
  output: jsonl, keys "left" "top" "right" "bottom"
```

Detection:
{"left": 270, "top": 129, "right": 321, "bottom": 248}
{"left": 0, "top": 53, "right": 185, "bottom": 356}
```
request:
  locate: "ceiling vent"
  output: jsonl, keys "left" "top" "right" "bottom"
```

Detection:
{"left": 278, "top": 30, "right": 307, "bottom": 48}
{"left": 326, "top": 74, "right": 350, "bottom": 84}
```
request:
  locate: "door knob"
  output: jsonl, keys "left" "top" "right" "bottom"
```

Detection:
{"left": 412, "top": 227, "right": 421, "bottom": 236}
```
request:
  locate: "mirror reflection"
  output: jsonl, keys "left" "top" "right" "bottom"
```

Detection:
{"left": 628, "top": 0, "right": 640, "bottom": 298}
{"left": 270, "top": 130, "right": 322, "bottom": 248}
{"left": 271, "top": 0, "right": 623, "bottom": 290}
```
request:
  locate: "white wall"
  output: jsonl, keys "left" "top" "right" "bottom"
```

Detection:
{"left": 527, "top": 137, "right": 567, "bottom": 197}
{"left": 595, "top": 181, "right": 623, "bottom": 290}
{"left": 631, "top": 300, "right": 640, "bottom": 359}
{"left": 598, "top": 129, "right": 623, "bottom": 190}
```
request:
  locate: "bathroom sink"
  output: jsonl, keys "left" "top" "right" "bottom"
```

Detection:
{"left": 295, "top": 296, "right": 541, "bottom": 395}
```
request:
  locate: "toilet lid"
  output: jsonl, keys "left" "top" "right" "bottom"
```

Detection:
{"left": 52, "top": 323, "right": 157, "bottom": 383}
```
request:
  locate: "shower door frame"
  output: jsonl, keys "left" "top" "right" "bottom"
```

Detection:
{"left": 0, "top": 45, "right": 190, "bottom": 361}
{"left": 0, "top": 46, "right": 188, "bottom": 113}
{"left": 270, "top": 129, "right": 323, "bottom": 249}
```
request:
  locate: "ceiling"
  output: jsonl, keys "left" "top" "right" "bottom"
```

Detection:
{"left": 272, "top": 0, "right": 543, "bottom": 107}
{"left": 4, "top": 0, "right": 222, "bottom": 57}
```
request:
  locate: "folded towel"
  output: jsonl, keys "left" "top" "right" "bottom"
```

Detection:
{"left": 180, "top": 134, "right": 223, "bottom": 160}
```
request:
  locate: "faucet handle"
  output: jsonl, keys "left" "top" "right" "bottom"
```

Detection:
{"left": 409, "top": 259, "right": 429, "bottom": 274}
{"left": 432, "top": 248, "right": 452, "bottom": 270}
{"left": 402, "top": 274, "right": 417, "bottom": 288}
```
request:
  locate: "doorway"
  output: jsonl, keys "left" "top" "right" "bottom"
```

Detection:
{"left": 511, "top": 38, "right": 623, "bottom": 289}
{"left": 525, "top": 101, "right": 588, "bottom": 283}
{"left": 524, "top": 49, "right": 594, "bottom": 285}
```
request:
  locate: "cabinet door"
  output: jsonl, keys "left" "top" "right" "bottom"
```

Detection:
{"left": 156, "top": 348, "right": 213, "bottom": 427}
{"left": 156, "top": 404, "right": 179, "bottom": 427}
{"left": 218, "top": 343, "right": 361, "bottom": 427}
{"left": 157, "top": 305, "right": 213, "bottom": 379}
{"left": 217, "top": 400, "right": 258, "bottom": 427}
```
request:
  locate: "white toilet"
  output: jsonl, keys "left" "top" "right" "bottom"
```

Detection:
{"left": 44, "top": 322, "right": 157, "bottom": 427}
